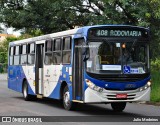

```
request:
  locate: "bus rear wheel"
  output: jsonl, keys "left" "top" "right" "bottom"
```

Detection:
{"left": 63, "top": 86, "right": 76, "bottom": 110}
{"left": 22, "top": 81, "right": 33, "bottom": 101}
{"left": 111, "top": 102, "right": 126, "bottom": 112}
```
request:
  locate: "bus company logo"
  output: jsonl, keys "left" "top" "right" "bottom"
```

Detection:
{"left": 105, "top": 84, "right": 108, "bottom": 87}
{"left": 2, "top": 117, "right": 11, "bottom": 122}
{"left": 125, "top": 84, "right": 136, "bottom": 88}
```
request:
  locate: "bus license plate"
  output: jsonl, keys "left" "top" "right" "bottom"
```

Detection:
{"left": 116, "top": 94, "right": 127, "bottom": 98}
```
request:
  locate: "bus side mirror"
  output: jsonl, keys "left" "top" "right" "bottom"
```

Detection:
{"left": 83, "top": 51, "right": 89, "bottom": 62}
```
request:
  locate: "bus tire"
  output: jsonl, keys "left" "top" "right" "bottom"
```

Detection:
{"left": 22, "top": 81, "right": 33, "bottom": 101}
{"left": 111, "top": 102, "right": 126, "bottom": 112}
{"left": 63, "top": 86, "right": 76, "bottom": 110}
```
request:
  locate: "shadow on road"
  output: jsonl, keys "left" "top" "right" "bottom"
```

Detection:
{"left": 13, "top": 96, "right": 143, "bottom": 117}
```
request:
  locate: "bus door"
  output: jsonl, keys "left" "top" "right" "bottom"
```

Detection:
{"left": 35, "top": 41, "right": 45, "bottom": 97}
{"left": 72, "top": 38, "right": 84, "bottom": 101}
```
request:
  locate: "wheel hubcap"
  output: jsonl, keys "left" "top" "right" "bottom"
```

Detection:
{"left": 64, "top": 91, "right": 70, "bottom": 106}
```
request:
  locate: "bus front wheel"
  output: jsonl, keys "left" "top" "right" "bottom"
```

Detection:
{"left": 22, "top": 81, "right": 33, "bottom": 101}
{"left": 111, "top": 102, "right": 126, "bottom": 112}
{"left": 63, "top": 86, "right": 76, "bottom": 110}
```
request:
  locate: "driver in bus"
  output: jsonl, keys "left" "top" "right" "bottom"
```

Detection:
{"left": 118, "top": 49, "right": 133, "bottom": 64}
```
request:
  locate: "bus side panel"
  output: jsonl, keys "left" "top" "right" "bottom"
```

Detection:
{"left": 17, "top": 66, "right": 35, "bottom": 95}
{"left": 43, "top": 65, "right": 60, "bottom": 98}
{"left": 27, "top": 80, "right": 35, "bottom": 95}
{"left": 25, "top": 65, "right": 36, "bottom": 95}
{"left": 8, "top": 65, "right": 35, "bottom": 95}
{"left": 16, "top": 66, "right": 25, "bottom": 93}
{"left": 48, "top": 66, "right": 72, "bottom": 100}
{"left": 8, "top": 65, "right": 17, "bottom": 91}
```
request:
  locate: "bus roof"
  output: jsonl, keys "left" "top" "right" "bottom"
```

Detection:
{"left": 9, "top": 24, "right": 149, "bottom": 46}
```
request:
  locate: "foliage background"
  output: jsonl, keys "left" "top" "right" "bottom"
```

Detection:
{"left": 0, "top": 0, "right": 160, "bottom": 64}
{"left": 0, "top": 0, "right": 160, "bottom": 101}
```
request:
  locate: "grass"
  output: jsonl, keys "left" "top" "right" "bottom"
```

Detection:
{"left": 151, "top": 71, "right": 160, "bottom": 102}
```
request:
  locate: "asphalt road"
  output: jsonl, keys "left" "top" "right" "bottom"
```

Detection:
{"left": 0, "top": 80, "right": 159, "bottom": 125}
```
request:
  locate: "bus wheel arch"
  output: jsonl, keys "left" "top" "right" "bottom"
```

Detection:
{"left": 60, "top": 81, "right": 76, "bottom": 110}
{"left": 60, "top": 81, "right": 67, "bottom": 100}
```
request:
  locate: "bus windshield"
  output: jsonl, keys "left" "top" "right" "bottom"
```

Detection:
{"left": 86, "top": 40, "right": 149, "bottom": 74}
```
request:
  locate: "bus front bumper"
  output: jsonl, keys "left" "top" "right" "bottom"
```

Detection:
{"left": 84, "top": 87, "right": 151, "bottom": 103}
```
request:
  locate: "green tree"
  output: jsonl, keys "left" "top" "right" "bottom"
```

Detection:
{"left": 0, "top": 34, "right": 31, "bottom": 64}
{"left": 0, "top": 27, "right": 3, "bottom": 33}
{"left": 0, "top": 0, "right": 160, "bottom": 58}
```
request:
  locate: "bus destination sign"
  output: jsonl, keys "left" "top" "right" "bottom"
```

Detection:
{"left": 97, "top": 30, "right": 142, "bottom": 37}
{"left": 88, "top": 28, "right": 148, "bottom": 38}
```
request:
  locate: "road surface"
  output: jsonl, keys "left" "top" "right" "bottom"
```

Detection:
{"left": 0, "top": 80, "right": 159, "bottom": 125}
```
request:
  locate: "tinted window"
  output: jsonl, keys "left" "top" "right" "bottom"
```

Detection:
{"left": 55, "top": 39, "right": 61, "bottom": 51}
{"left": 28, "top": 43, "right": 35, "bottom": 65}
{"left": 63, "top": 37, "right": 71, "bottom": 50}
{"left": 53, "top": 52, "right": 61, "bottom": 64}
{"left": 9, "top": 47, "right": 14, "bottom": 65}
{"left": 14, "top": 56, "right": 20, "bottom": 65}
{"left": 10, "top": 47, "right": 14, "bottom": 56}
{"left": 29, "top": 43, "right": 35, "bottom": 54}
{"left": 21, "top": 44, "right": 27, "bottom": 65}
{"left": 62, "top": 51, "right": 71, "bottom": 64}
{"left": 45, "top": 53, "right": 52, "bottom": 65}
{"left": 15, "top": 46, "right": 19, "bottom": 55}
{"left": 28, "top": 54, "right": 35, "bottom": 64}
{"left": 22, "top": 44, "right": 27, "bottom": 54}
{"left": 9, "top": 56, "right": 13, "bottom": 65}
{"left": 62, "top": 37, "right": 71, "bottom": 64}
{"left": 45, "top": 40, "right": 52, "bottom": 52}
{"left": 21, "top": 55, "right": 27, "bottom": 65}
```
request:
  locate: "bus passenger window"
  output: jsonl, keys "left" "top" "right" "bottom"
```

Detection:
{"left": 9, "top": 47, "right": 14, "bottom": 65}
{"left": 62, "top": 37, "right": 71, "bottom": 64}
{"left": 13, "top": 46, "right": 20, "bottom": 65}
{"left": 53, "top": 39, "right": 62, "bottom": 64}
{"left": 28, "top": 43, "right": 35, "bottom": 65}
{"left": 63, "top": 37, "right": 71, "bottom": 50}
{"left": 21, "top": 44, "right": 27, "bottom": 65}
{"left": 45, "top": 39, "right": 52, "bottom": 52}
{"left": 55, "top": 39, "right": 61, "bottom": 50}
{"left": 45, "top": 40, "right": 53, "bottom": 65}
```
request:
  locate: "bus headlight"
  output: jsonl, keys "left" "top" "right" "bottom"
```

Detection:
{"left": 85, "top": 79, "right": 103, "bottom": 92}
{"left": 147, "top": 81, "right": 151, "bottom": 87}
{"left": 139, "top": 80, "right": 151, "bottom": 91}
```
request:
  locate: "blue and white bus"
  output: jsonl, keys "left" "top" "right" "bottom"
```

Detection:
{"left": 8, "top": 25, "right": 151, "bottom": 111}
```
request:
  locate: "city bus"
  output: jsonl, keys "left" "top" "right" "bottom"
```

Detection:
{"left": 8, "top": 25, "right": 151, "bottom": 112}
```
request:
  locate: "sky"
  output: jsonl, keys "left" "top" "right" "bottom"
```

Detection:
{"left": 7, "top": 28, "right": 21, "bottom": 37}
{"left": 1, "top": 24, "right": 21, "bottom": 37}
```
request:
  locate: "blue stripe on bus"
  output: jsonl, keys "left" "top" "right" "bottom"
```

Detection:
{"left": 84, "top": 72, "right": 150, "bottom": 91}
{"left": 8, "top": 65, "right": 35, "bottom": 95}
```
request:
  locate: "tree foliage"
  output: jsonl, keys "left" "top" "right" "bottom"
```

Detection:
{"left": 0, "top": 35, "right": 31, "bottom": 64}
{"left": 0, "top": 26, "right": 3, "bottom": 33}
{"left": 0, "top": 0, "right": 160, "bottom": 58}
